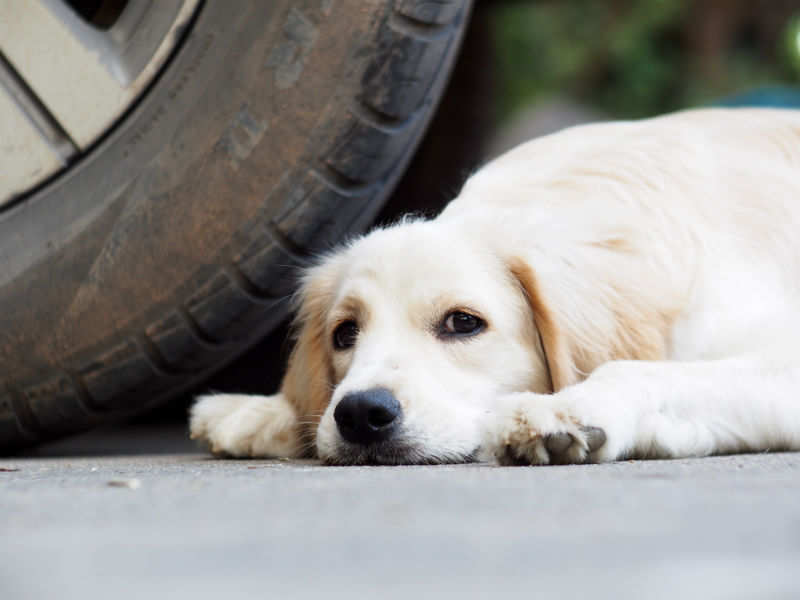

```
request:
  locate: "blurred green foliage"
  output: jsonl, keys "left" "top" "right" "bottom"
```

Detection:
{"left": 492, "top": 0, "right": 800, "bottom": 121}
{"left": 782, "top": 16, "right": 800, "bottom": 73}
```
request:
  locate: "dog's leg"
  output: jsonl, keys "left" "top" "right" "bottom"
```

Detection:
{"left": 484, "top": 355, "right": 800, "bottom": 465}
{"left": 189, "top": 393, "right": 301, "bottom": 458}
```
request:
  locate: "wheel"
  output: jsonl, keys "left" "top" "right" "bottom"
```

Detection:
{"left": 0, "top": 0, "right": 472, "bottom": 451}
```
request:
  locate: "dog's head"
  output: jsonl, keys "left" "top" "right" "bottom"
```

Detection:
{"left": 278, "top": 218, "right": 583, "bottom": 465}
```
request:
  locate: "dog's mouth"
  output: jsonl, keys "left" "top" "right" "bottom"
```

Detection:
{"left": 322, "top": 440, "right": 480, "bottom": 466}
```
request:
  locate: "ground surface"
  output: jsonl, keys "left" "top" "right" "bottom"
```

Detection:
{"left": 2, "top": 425, "right": 799, "bottom": 600}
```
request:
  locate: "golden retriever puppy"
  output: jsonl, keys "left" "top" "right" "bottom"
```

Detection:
{"left": 190, "top": 108, "right": 800, "bottom": 465}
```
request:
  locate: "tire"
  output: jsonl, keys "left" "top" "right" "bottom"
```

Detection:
{"left": 0, "top": 0, "right": 472, "bottom": 451}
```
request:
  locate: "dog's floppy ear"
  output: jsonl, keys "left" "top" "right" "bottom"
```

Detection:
{"left": 508, "top": 253, "right": 673, "bottom": 393}
{"left": 279, "top": 258, "right": 340, "bottom": 441}
{"left": 507, "top": 257, "right": 580, "bottom": 392}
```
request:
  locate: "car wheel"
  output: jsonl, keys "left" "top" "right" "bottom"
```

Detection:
{"left": 0, "top": 0, "right": 472, "bottom": 450}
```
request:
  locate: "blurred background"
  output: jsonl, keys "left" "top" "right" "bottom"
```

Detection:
{"left": 493, "top": 0, "right": 800, "bottom": 121}
{"left": 40, "top": 0, "right": 800, "bottom": 438}
{"left": 384, "top": 0, "right": 800, "bottom": 221}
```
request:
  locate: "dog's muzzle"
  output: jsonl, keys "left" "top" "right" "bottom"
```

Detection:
{"left": 333, "top": 387, "right": 402, "bottom": 446}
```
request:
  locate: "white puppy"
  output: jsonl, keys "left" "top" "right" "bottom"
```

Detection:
{"left": 191, "top": 108, "right": 800, "bottom": 465}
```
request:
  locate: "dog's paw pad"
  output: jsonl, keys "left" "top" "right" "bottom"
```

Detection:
{"left": 499, "top": 439, "right": 549, "bottom": 466}
{"left": 544, "top": 431, "right": 573, "bottom": 454}
{"left": 581, "top": 426, "right": 607, "bottom": 451}
{"left": 542, "top": 426, "right": 606, "bottom": 464}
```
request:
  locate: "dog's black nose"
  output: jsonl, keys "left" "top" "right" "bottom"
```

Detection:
{"left": 334, "top": 388, "right": 402, "bottom": 446}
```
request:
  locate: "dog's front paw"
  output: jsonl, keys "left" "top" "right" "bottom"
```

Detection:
{"left": 189, "top": 393, "right": 299, "bottom": 458}
{"left": 483, "top": 394, "right": 606, "bottom": 466}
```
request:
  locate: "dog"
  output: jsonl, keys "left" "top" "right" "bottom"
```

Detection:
{"left": 190, "top": 108, "right": 800, "bottom": 465}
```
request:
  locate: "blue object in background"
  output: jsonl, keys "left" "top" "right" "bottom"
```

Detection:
{"left": 716, "top": 86, "right": 800, "bottom": 108}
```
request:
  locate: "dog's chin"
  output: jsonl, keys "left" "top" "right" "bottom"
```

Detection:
{"left": 321, "top": 440, "right": 479, "bottom": 466}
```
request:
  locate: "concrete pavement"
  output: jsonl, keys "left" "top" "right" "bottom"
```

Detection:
{"left": 2, "top": 424, "right": 799, "bottom": 599}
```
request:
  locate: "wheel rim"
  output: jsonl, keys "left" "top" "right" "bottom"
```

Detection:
{"left": 0, "top": 0, "right": 201, "bottom": 207}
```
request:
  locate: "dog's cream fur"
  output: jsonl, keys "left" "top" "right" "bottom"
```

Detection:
{"left": 191, "top": 108, "right": 800, "bottom": 465}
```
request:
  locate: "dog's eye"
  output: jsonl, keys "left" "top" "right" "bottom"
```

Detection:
{"left": 333, "top": 320, "right": 359, "bottom": 350}
{"left": 440, "top": 311, "right": 485, "bottom": 338}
